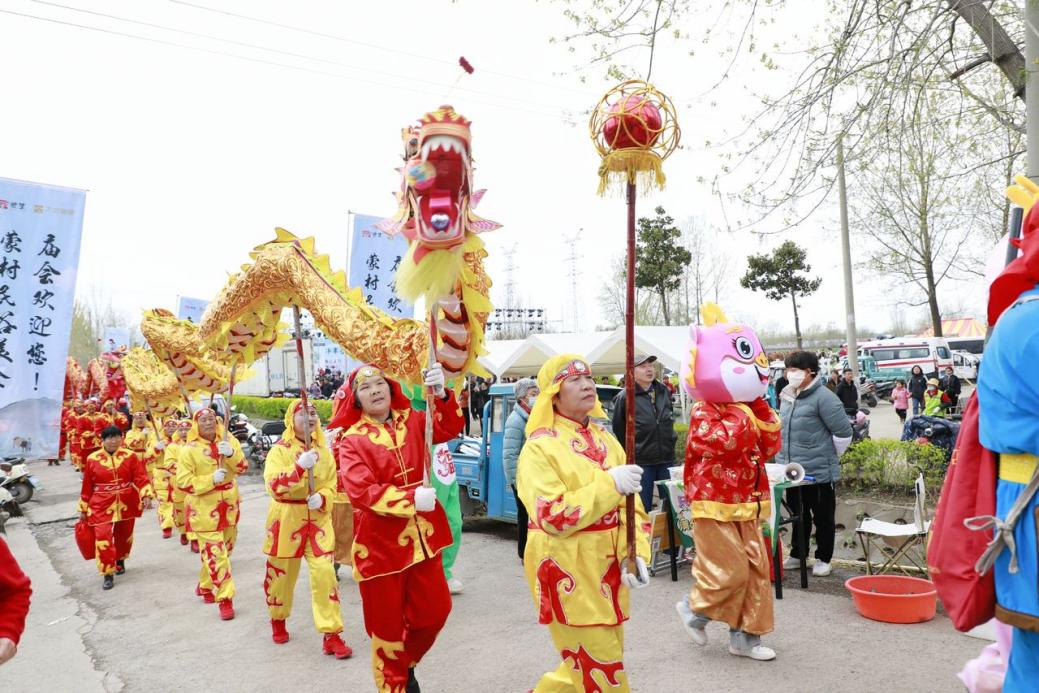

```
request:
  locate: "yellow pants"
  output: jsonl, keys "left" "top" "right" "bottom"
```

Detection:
{"left": 197, "top": 527, "right": 237, "bottom": 601}
{"left": 535, "top": 623, "right": 628, "bottom": 693}
{"left": 156, "top": 495, "right": 175, "bottom": 530}
{"left": 264, "top": 549, "right": 344, "bottom": 634}
{"left": 172, "top": 498, "right": 187, "bottom": 534}
{"left": 688, "top": 518, "right": 773, "bottom": 635}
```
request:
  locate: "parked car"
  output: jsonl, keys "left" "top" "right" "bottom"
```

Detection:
{"left": 452, "top": 383, "right": 621, "bottom": 522}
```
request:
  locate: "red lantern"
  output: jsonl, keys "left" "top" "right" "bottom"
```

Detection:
{"left": 602, "top": 95, "right": 662, "bottom": 150}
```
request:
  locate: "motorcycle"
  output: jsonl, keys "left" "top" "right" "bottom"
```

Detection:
{"left": 857, "top": 379, "right": 878, "bottom": 408}
{"left": 227, "top": 412, "right": 257, "bottom": 455}
{"left": 1, "top": 457, "right": 39, "bottom": 505}
{"left": 850, "top": 407, "right": 871, "bottom": 443}
{"left": 0, "top": 485, "right": 21, "bottom": 533}
{"left": 248, "top": 421, "right": 286, "bottom": 467}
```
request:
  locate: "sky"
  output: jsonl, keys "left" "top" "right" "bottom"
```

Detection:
{"left": 0, "top": 0, "right": 998, "bottom": 344}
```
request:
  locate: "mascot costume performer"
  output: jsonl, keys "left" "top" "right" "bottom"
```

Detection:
{"left": 674, "top": 304, "right": 782, "bottom": 661}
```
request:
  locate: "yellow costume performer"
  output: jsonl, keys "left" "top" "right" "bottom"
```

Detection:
{"left": 124, "top": 413, "right": 159, "bottom": 529}
{"left": 176, "top": 408, "right": 246, "bottom": 620}
{"left": 165, "top": 420, "right": 192, "bottom": 546}
{"left": 517, "top": 354, "right": 651, "bottom": 693}
{"left": 262, "top": 400, "right": 352, "bottom": 658}
{"left": 152, "top": 418, "right": 178, "bottom": 538}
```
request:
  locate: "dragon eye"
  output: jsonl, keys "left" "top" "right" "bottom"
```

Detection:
{"left": 734, "top": 337, "right": 754, "bottom": 359}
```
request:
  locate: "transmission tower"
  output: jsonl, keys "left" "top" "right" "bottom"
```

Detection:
{"left": 562, "top": 229, "right": 583, "bottom": 332}
{"left": 504, "top": 243, "right": 518, "bottom": 312}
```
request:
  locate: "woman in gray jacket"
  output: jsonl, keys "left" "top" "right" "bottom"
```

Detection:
{"left": 503, "top": 378, "right": 539, "bottom": 558}
{"left": 776, "top": 351, "right": 853, "bottom": 577}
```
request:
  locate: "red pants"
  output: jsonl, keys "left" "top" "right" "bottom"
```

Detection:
{"left": 94, "top": 519, "right": 135, "bottom": 575}
{"left": 358, "top": 556, "right": 451, "bottom": 693}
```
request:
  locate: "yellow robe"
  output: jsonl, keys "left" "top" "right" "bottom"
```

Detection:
{"left": 517, "top": 414, "right": 650, "bottom": 628}
{"left": 176, "top": 435, "right": 247, "bottom": 533}
{"left": 262, "top": 438, "right": 336, "bottom": 557}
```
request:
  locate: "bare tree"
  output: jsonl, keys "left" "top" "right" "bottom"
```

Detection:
{"left": 67, "top": 291, "right": 138, "bottom": 367}
{"left": 598, "top": 253, "right": 665, "bottom": 327}
{"left": 852, "top": 92, "right": 988, "bottom": 338}
{"left": 549, "top": 1, "right": 1024, "bottom": 232}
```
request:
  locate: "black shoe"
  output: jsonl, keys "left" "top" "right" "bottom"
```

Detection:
{"left": 334, "top": 562, "right": 341, "bottom": 580}
{"left": 406, "top": 667, "right": 420, "bottom": 693}
{"left": 102, "top": 575, "right": 114, "bottom": 590}
{"left": 115, "top": 560, "right": 125, "bottom": 575}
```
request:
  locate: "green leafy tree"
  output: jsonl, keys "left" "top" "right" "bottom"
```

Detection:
{"left": 634, "top": 206, "right": 691, "bottom": 325}
{"left": 740, "top": 241, "right": 821, "bottom": 348}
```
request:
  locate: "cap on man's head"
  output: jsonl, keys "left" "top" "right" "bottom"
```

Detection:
{"left": 634, "top": 354, "right": 657, "bottom": 367}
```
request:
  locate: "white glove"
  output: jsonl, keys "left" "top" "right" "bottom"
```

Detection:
{"left": 217, "top": 441, "right": 234, "bottom": 457}
{"left": 155, "top": 441, "right": 165, "bottom": 451}
{"left": 608, "top": 465, "right": 643, "bottom": 495}
{"left": 414, "top": 486, "right": 437, "bottom": 512}
{"left": 620, "top": 557, "right": 650, "bottom": 589}
{"left": 306, "top": 493, "right": 323, "bottom": 510}
{"left": 212, "top": 468, "right": 227, "bottom": 484}
{"left": 422, "top": 363, "right": 446, "bottom": 398}
{"left": 297, "top": 450, "right": 318, "bottom": 470}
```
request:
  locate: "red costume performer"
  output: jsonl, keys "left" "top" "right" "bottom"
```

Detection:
{"left": 332, "top": 364, "right": 463, "bottom": 693}
{"left": 77, "top": 400, "right": 102, "bottom": 470}
{"left": 79, "top": 427, "right": 154, "bottom": 587}
{"left": 0, "top": 537, "right": 32, "bottom": 666}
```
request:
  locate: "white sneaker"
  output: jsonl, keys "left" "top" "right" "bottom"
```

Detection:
{"left": 812, "top": 561, "right": 832, "bottom": 577}
{"left": 447, "top": 577, "right": 464, "bottom": 594}
{"left": 729, "top": 644, "right": 777, "bottom": 661}
{"left": 674, "top": 600, "right": 709, "bottom": 646}
{"left": 782, "top": 556, "right": 802, "bottom": 569}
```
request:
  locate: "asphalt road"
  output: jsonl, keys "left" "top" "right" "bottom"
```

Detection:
{"left": 3, "top": 460, "right": 983, "bottom": 693}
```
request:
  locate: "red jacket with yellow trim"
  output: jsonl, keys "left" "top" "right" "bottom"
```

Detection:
{"left": 338, "top": 392, "right": 463, "bottom": 581}
{"left": 683, "top": 397, "right": 781, "bottom": 521}
{"left": 79, "top": 447, "right": 154, "bottom": 526}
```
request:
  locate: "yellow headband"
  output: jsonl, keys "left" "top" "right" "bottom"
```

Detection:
{"left": 525, "top": 353, "right": 606, "bottom": 436}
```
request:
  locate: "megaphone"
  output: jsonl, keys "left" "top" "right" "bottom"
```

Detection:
{"left": 782, "top": 462, "right": 806, "bottom": 484}
{"left": 764, "top": 462, "right": 806, "bottom": 484}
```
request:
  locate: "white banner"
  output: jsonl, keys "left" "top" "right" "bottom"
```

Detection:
{"left": 176, "top": 295, "right": 209, "bottom": 323}
{"left": 0, "top": 177, "right": 86, "bottom": 458}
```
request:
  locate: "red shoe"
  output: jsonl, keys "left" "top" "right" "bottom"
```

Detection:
{"left": 179, "top": 534, "right": 188, "bottom": 546}
{"left": 190, "top": 540, "right": 200, "bottom": 553}
{"left": 271, "top": 619, "right": 289, "bottom": 644}
{"left": 322, "top": 632, "right": 353, "bottom": 659}
{"left": 218, "top": 599, "right": 235, "bottom": 620}
{"left": 195, "top": 584, "right": 215, "bottom": 603}
{"left": 162, "top": 528, "right": 172, "bottom": 539}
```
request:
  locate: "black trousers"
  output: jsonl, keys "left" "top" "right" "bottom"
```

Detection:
{"left": 787, "top": 482, "right": 836, "bottom": 563}
{"left": 461, "top": 408, "right": 470, "bottom": 436}
{"left": 512, "top": 484, "right": 528, "bottom": 559}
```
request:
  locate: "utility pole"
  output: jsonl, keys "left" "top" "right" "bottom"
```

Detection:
{"left": 563, "top": 229, "right": 583, "bottom": 332}
{"left": 1028, "top": 0, "right": 1039, "bottom": 181}
{"left": 837, "top": 134, "right": 859, "bottom": 382}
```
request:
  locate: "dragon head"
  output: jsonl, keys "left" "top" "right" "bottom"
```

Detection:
{"left": 680, "top": 304, "right": 769, "bottom": 404}
{"left": 402, "top": 105, "right": 473, "bottom": 259}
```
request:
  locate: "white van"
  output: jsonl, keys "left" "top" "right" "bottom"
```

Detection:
{"left": 857, "top": 337, "right": 954, "bottom": 379}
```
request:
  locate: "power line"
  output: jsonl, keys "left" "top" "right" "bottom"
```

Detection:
{"left": 168, "top": 0, "right": 592, "bottom": 95}
{"left": 0, "top": 7, "right": 578, "bottom": 124}
{"left": 27, "top": 0, "right": 576, "bottom": 116}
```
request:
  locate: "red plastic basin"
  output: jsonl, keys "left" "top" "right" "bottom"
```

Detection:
{"left": 845, "top": 575, "right": 937, "bottom": 624}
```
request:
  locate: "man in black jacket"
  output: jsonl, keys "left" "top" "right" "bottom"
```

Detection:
{"left": 611, "top": 354, "right": 677, "bottom": 511}
{"left": 835, "top": 368, "right": 860, "bottom": 415}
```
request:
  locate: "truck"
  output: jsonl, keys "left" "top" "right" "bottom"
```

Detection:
{"left": 450, "top": 382, "right": 622, "bottom": 521}
{"left": 234, "top": 339, "right": 314, "bottom": 397}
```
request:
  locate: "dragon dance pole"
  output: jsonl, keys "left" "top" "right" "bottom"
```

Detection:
{"left": 589, "top": 80, "right": 679, "bottom": 576}
{"left": 291, "top": 306, "right": 316, "bottom": 494}
{"left": 624, "top": 182, "right": 637, "bottom": 573}
{"left": 423, "top": 312, "right": 436, "bottom": 488}
{"left": 222, "top": 362, "right": 238, "bottom": 444}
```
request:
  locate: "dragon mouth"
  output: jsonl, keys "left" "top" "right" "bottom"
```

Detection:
{"left": 414, "top": 134, "right": 469, "bottom": 250}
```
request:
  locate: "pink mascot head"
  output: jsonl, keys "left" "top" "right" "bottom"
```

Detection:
{"left": 680, "top": 303, "right": 769, "bottom": 404}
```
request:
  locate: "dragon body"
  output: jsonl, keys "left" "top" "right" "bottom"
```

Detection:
{"left": 141, "top": 309, "right": 238, "bottom": 395}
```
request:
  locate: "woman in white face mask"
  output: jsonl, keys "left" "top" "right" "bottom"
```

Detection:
{"left": 775, "top": 351, "right": 854, "bottom": 578}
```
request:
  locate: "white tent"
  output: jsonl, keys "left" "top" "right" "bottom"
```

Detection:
{"left": 585, "top": 325, "right": 690, "bottom": 374}
{"left": 484, "top": 332, "right": 614, "bottom": 378}
{"left": 477, "top": 339, "right": 526, "bottom": 376}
